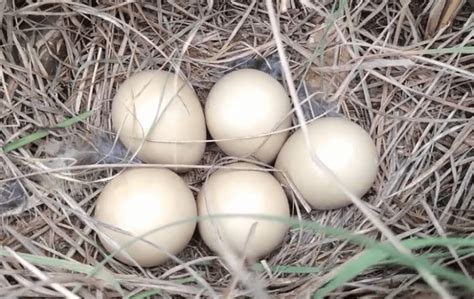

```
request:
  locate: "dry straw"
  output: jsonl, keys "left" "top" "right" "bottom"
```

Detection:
{"left": 1, "top": 0, "right": 473, "bottom": 298}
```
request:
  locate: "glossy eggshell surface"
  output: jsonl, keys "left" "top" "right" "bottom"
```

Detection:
{"left": 94, "top": 168, "right": 197, "bottom": 267}
{"left": 205, "top": 69, "right": 292, "bottom": 163}
{"left": 112, "top": 70, "right": 206, "bottom": 171}
{"left": 275, "top": 117, "right": 378, "bottom": 210}
{"left": 198, "top": 162, "right": 290, "bottom": 259}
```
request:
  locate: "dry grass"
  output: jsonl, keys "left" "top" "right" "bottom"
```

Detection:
{"left": 1, "top": 0, "right": 473, "bottom": 298}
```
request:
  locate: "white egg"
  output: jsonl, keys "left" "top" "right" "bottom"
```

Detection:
{"left": 198, "top": 162, "right": 290, "bottom": 259}
{"left": 94, "top": 168, "right": 197, "bottom": 267}
{"left": 112, "top": 70, "right": 206, "bottom": 172}
{"left": 275, "top": 117, "right": 378, "bottom": 210}
{"left": 205, "top": 69, "right": 292, "bottom": 164}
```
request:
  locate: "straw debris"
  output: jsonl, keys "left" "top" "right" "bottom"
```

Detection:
{"left": 1, "top": 1, "right": 473, "bottom": 298}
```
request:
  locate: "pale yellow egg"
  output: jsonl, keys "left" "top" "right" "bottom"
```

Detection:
{"left": 112, "top": 70, "right": 206, "bottom": 172}
{"left": 275, "top": 117, "right": 378, "bottom": 210}
{"left": 198, "top": 162, "right": 290, "bottom": 259}
{"left": 94, "top": 168, "right": 197, "bottom": 267}
{"left": 205, "top": 69, "right": 292, "bottom": 164}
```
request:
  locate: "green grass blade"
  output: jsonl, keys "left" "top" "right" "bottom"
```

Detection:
{"left": 55, "top": 110, "right": 93, "bottom": 128}
{"left": 418, "top": 263, "right": 474, "bottom": 292}
{"left": 402, "top": 237, "right": 474, "bottom": 248}
{"left": 393, "top": 255, "right": 474, "bottom": 292}
{"left": 1, "top": 110, "right": 93, "bottom": 153}
{"left": 423, "top": 46, "right": 474, "bottom": 55}
{"left": 314, "top": 237, "right": 474, "bottom": 298}
{"left": 1, "top": 129, "right": 49, "bottom": 153}
{"left": 313, "top": 248, "right": 387, "bottom": 299}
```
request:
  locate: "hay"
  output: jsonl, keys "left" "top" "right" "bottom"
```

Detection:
{"left": 1, "top": 0, "right": 473, "bottom": 298}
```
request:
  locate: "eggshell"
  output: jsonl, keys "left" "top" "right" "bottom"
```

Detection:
{"left": 205, "top": 69, "right": 292, "bottom": 163}
{"left": 198, "top": 162, "right": 290, "bottom": 259}
{"left": 94, "top": 168, "right": 197, "bottom": 267}
{"left": 275, "top": 117, "right": 378, "bottom": 210}
{"left": 112, "top": 70, "right": 206, "bottom": 172}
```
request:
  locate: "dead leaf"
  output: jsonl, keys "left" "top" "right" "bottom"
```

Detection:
{"left": 426, "top": 0, "right": 447, "bottom": 37}
{"left": 438, "top": 0, "right": 466, "bottom": 30}
{"left": 426, "top": 0, "right": 466, "bottom": 37}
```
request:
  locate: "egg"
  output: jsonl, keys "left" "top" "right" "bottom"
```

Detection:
{"left": 94, "top": 168, "right": 197, "bottom": 267}
{"left": 112, "top": 70, "right": 206, "bottom": 172}
{"left": 198, "top": 162, "right": 290, "bottom": 259}
{"left": 205, "top": 69, "right": 292, "bottom": 164}
{"left": 275, "top": 117, "right": 378, "bottom": 210}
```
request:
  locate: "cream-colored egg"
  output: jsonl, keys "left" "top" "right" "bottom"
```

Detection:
{"left": 275, "top": 117, "right": 378, "bottom": 210}
{"left": 205, "top": 69, "right": 292, "bottom": 164}
{"left": 94, "top": 168, "right": 197, "bottom": 267}
{"left": 112, "top": 70, "right": 206, "bottom": 172}
{"left": 198, "top": 162, "right": 290, "bottom": 259}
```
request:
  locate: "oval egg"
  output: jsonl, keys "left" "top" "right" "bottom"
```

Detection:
{"left": 94, "top": 168, "right": 197, "bottom": 267}
{"left": 205, "top": 69, "right": 292, "bottom": 164}
{"left": 198, "top": 162, "right": 290, "bottom": 259}
{"left": 112, "top": 70, "right": 206, "bottom": 172}
{"left": 275, "top": 117, "right": 378, "bottom": 210}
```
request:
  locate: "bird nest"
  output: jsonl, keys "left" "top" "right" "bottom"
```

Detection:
{"left": 1, "top": 1, "right": 473, "bottom": 298}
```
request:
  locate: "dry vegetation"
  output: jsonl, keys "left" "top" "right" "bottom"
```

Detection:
{"left": 1, "top": 0, "right": 473, "bottom": 298}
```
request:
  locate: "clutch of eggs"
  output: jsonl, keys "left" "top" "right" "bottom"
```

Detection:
{"left": 111, "top": 70, "right": 206, "bottom": 172}
{"left": 95, "top": 66, "right": 380, "bottom": 267}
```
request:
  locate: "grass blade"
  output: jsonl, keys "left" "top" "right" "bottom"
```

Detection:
{"left": 314, "top": 237, "right": 474, "bottom": 298}
{"left": 55, "top": 110, "right": 93, "bottom": 128}
{"left": 1, "top": 129, "right": 49, "bottom": 153}
{"left": 1, "top": 110, "right": 93, "bottom": 153}
{"left": 314, "top": 248, "right": 387, "bottom": 299}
